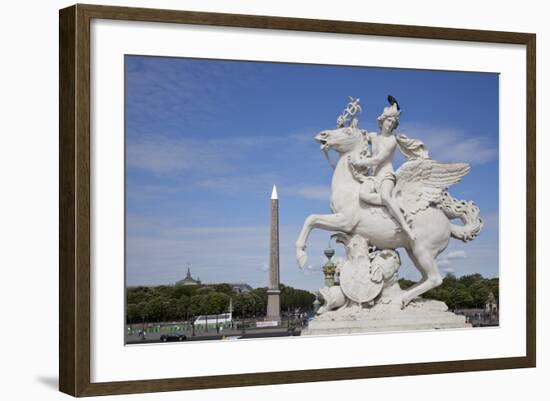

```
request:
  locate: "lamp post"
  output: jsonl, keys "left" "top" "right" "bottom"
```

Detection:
{"left": 190, "top": 307, "right": 196, "bottom": 337}
{"left": 141, "top": 314, "right": 146, "bottom": 341}
{"left": 322, "top": 244, "right": 337, "bottom": 287}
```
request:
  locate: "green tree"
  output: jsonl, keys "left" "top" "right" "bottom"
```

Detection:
{"left": 126, "top": 303, "right": 141, "bottom": 323}
{"left": 233, "top": 293, "right": 257, "bottom": 318}
{"left": 448, "top": 288, "right": 474, "bottom": 309}
{"left": 280, "top": 284, "right": 315, "bottom": 312}
{"left": 459, "top": 273, "right": 483, "bottom": 288}
{"left": 197, "top": 286, "right": 215, "bottom": 295}
{"left": 250, "top": 287, "right": 267, "bottom": 310}
{"left": 172, "top": 285, "right": 197, "bottom": 299}
{"left": 144, "top": 297, "right": 169, "bottom": 322}
{"left": 398, "top": 278, "right": 415, "bottom": 290}
{"left": 126, "top": 286, "right": 153, "bottom": 304}
{"left": 401, "top": 273, "right": 498, "bottom": 310}
{"left": 176, "top": 296, "right": 190, "bottom": 320}
{"left": 469, "top": 281, "right": 490, "bottom": 308}
{"left": 165, "top": 299, "right": 180, "bottom": 321}
{"left": 154, "top": 285, "right": 174, "bottom": 299}
{"left": 213, "top": 284, "right": 234, "bottom": 295}
{"left": 189, "top": 294, "right": 208, "bottom": 317}
{"left": 206, "top": 292, "right": 230, "bottom": 315}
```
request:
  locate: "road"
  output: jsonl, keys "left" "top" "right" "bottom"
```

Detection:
{"left": 126, "top": 327, "right": 301, "bottom": 344}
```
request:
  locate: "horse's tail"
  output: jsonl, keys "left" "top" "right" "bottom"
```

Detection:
{"left": 439, "top": 191, "right": 483, "bottom": 242}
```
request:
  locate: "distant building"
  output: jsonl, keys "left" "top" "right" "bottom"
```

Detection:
{"left": 485, "top": 291, "right": 498, "bottom": 314}
{"left": 175, "top": 267, "right": 252, "bottom": 292}
{"left": 229, "top": 283, "right": 253, "bottom": 293}
{"left": 176, "top": 266, "right": 201, "bottom": 286}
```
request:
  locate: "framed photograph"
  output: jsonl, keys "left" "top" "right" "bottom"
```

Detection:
{"left": 59, "top": 4, "right": 536, "bottom": 397}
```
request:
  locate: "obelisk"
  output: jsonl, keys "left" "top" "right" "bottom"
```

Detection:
{"left": 266, "top": 185, "right": 281, "bottom": 323}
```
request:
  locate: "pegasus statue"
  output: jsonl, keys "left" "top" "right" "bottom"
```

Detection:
{"left": 296, "top": 96, "right": 483, "bottom": 309}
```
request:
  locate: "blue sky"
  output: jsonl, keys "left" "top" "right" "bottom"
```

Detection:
{"left": 125, "top": 55, "right": 499, "bottom": 291}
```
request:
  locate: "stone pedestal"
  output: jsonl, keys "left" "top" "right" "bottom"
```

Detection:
{"left": 266, "top": 289, "right": 281, "bottom": 323}
{"left": 302, "top": 298, "right": 470, "bottom": 336}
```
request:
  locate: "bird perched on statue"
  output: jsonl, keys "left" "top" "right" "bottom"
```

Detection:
{"left": 387, "top": 95, "right": 400, "bottom": 110}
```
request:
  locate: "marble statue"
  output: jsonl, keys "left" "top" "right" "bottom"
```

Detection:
{"left": 297, "top": 96, "right": 483, "bottom": 324}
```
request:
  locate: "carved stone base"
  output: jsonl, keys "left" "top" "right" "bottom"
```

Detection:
{"left": 302, "top": 298, "right": 470, "bottom": 336}
{"left": 266, "top": 289, "right": 281, "bottom": 323}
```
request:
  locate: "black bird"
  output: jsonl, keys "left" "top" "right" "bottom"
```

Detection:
{"left": 387, "top": 95, "right": 400, "bottom": 110}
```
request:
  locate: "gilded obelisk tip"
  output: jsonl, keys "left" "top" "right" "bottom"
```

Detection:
{"left": 271, "top": 185, "right": 278, "bottom": 200}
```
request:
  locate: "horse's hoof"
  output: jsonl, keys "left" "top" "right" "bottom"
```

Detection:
{"left": 297, "top": 249, "right": 308, "bottom": 269}
{"left": 400, "top": 297, "right": 410, "bottom": 309}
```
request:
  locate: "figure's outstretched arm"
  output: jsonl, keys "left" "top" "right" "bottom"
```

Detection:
{"left": 350, "top": 144, "right": 392, "bottom": 168}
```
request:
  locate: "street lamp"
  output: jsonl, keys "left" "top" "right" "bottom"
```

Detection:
{"left": 140, "top": 313, "right": 146, "bottom": 340}
{"left": 322, "top": 243, "right": 337, "bottom": 287}
{"left": 189, "top": 307, "right": 196, "bottom": 337}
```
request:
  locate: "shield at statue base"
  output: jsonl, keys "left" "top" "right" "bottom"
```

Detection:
{"left": 339, "top": 259, "right": 383, "bottom": 304}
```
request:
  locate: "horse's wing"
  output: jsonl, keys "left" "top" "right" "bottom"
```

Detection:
{"left": 395, "top": 160, "right": 470, "bottom": 218}
{"left": 423, "top": 162, "right": 470, "bottom": 197}
{"left": 395, "top": 159, "right": 433, "bottom": 218}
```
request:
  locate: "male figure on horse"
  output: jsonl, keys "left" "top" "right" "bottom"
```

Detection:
{"left": 297, "top": 96, "right": 481, "bottom": 307}
{"left": 348, "top": 96, "right": 428, "bottom": 242}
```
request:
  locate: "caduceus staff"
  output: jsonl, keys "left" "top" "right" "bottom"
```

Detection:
{"left": 325, "top": 96, "right": 363, "bottom": 170}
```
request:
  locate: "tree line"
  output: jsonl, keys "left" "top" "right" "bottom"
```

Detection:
{"left": 399, "top": 273, "right": 499, "bottom": 310}
{"left": 126, "top": 283, "right": 315, "bottom": 324}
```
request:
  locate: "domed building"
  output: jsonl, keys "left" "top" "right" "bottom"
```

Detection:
{"left": 176, "top": 266, "right": 201, "bottom": 286}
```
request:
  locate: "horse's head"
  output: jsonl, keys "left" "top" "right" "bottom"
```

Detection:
{"left": 315, "top": 126, "right": 364, "bottom": 155}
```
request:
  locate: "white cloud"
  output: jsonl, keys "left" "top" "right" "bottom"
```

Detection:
{"left": 401, "top": 123, "right": 498, "bottom": 165}
{"left": 196, "top": 173, "right": 278, "bottom": 195}
{"left": 126, "top": 136, "right": 232, "bottom": 174}
{"left": 285, "top": 185, "right": 330, "bottom": 201}
{"left": 434, "top": 249, "right": 468, "bottom": 272}
{"left": 446, "top": 250, "right": 467, "bottom": 260}
{"left": 126, "top": 133, "right": 291, "bottom": 175}
{"left": 438, "top": 259, "right": 452, "bottom": 267}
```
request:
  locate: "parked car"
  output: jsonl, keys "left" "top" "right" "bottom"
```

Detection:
{"left": 159, "top": 333, "right": 187, "bottom": 342}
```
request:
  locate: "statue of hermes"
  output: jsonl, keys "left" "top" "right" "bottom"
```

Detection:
{"left": 348, "top": 96, "right": 428, "bottom": 242}
{"left": 297, "top": 95, "right": 481, "bottom": 307}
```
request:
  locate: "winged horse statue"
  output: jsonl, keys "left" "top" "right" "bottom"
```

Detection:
{"left": 296, "top": 97, "right": 483, "bottom": 308}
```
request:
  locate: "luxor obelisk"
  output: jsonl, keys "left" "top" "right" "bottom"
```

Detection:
{"left": 266, "top": 185, "right": 281, "bottom": 323}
